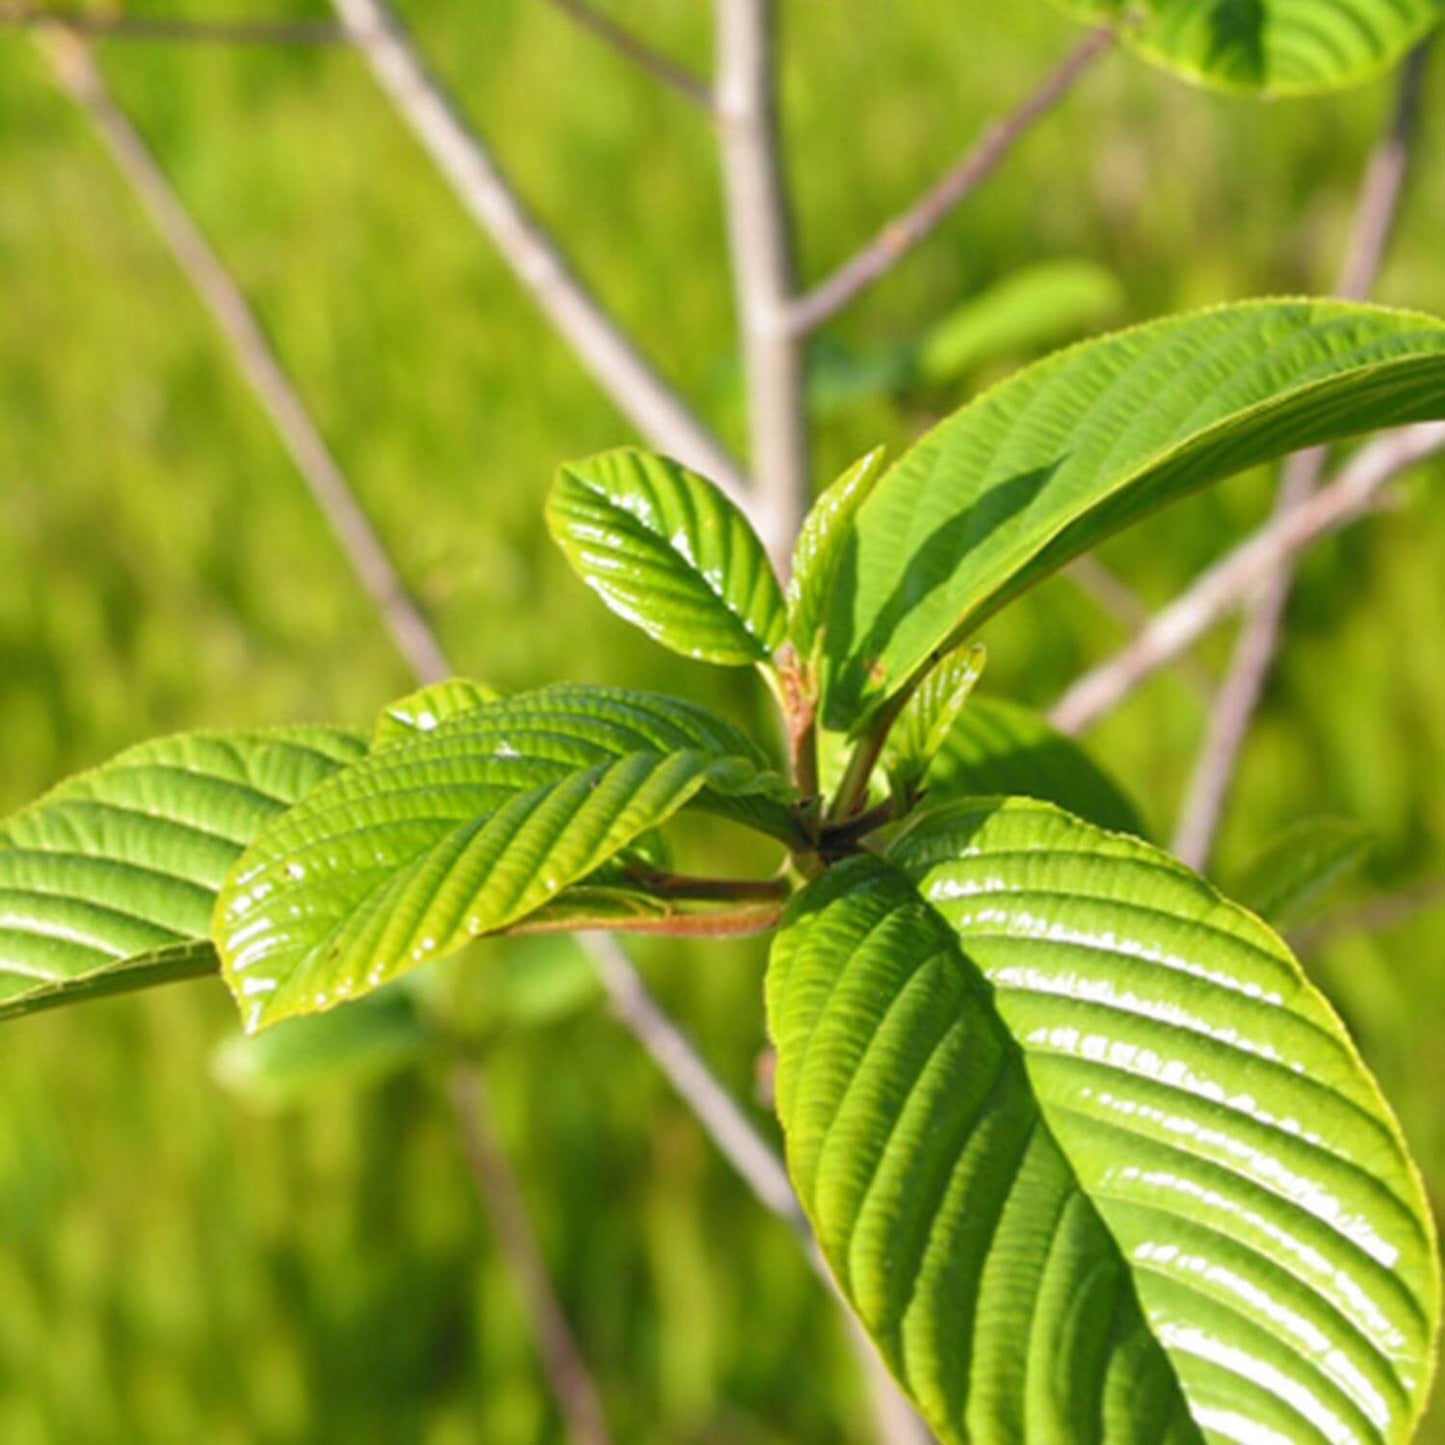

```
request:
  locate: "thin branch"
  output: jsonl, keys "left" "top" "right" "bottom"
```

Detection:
{"left": 503, "top": 904, "right": 784, "bottom": 939}
{"left": 787, "top": 27, "right": 1113, "bottom": 336}
{"left": 450, "top": 1068, "right": 614, "bottom": 1445}
{"left": 538, "top": 0, "right": 712, "bottom": 110}
{"left": 714, "top": 0, "right": 809, "bottom": 565}
{"left": 2, "top": 5, "right": 347, "bottom": 44}
{"left": 43, "top": 35, "right": 450, "bottom": 685}
{"left": 330, "top": 0, "right": 751, "bottom": 512}
{"left": 1050, "top": 421, "right": 1445, "bottom": 735}
{"left": 1171, "top": 42, "right": 1431, "bottom": 871}
{"left": 1293, "top": 876, "right": 1445, "bottom": 949}
{"left": 584, "top": 935, "right": 933, "bottom": 1444}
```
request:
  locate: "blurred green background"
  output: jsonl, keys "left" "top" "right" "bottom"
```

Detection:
{"left": 3, "top": 2, "right": 1445, "bottom": 1440}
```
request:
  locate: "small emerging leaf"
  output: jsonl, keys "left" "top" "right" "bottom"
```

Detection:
{"left": 0, "top": 729, "right": 365, "bottom": 1022}
{"left": 787, "top": 447, "right": 886, "bottom": 661}
{"left": 1056, "top": 0, "right": 1441, "bottom": 95}
{"left": 1231, "top": 815, "right": 1375, "bottom": 927}
{"left": 373, "top": 678, "right": 497, "bottom": 749}
{"left": 883, "top": 643, "right": 986, "bottom": 797}
{"left": 549, "top": 448, "right": 785, "bottom": 666}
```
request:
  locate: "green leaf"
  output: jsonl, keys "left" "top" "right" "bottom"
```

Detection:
{"left": 769, "top": 798, "right": 1438, "bottom": 1443}
{"left": 1056, "top": 0, "right": 1441, "bottom": 95}
{"left": 216, "top": 685, "right": 793, "bottom": 1031}
{"left": 883, "top": 643, "right": 987, "bottom": 798}
{"left": 912, "top": 260, "right": 1125, "bottom": 389}
{"left": 212, "top": 987, "right": 431, "bottom": 1109}
{"left": 924, "top": 695, "right": 1146, "bottom": 836}
{"left": 1231, "top": 816, "right": 1375, "bottom": 927}
{"left": 0, "top": 729, "right": 366, "bottom": 1022}
{"left": 373, "top": 678, "right": 497, "bottom": 749}
{"left": 821, "top": 300, "right": 1445, "bottom": 730}
{"left": 549, "top": 447, "right": 786, "bottom": 666}
{"left": 787, "top": 447, "right": 887, "bottom": 662}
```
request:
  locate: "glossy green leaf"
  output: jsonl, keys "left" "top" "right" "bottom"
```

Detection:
{"left": 1231, "top": 816, "right": 1375, "bottom": 927}
{"left": 549, "top": 447, "right": 786, "bottom": 666}
{"left": 787, "top": 447, "right": 887, "bottom": 660}
{"left": 0, "top": 729, "right": 366, "bottom": 1022}
{"left": 883, "top": 643, "right": 987, "bottom": 798}
{"left": 821, "top": 301, "right": 1445, "bottom": 729}
{"left": 212, "top": 987, "right": 431, "bottom": 1108}
{"left": 215, "top": 685, "right": 793, "bottom": 1031}
{"left": 924, "top": 695, "right": 1146, "bottom": 836}
{"left": 1056, "top": 0, "right": 1442, "bottom": 95}
{"left": 373, "top": 678, "right": 497, "bottom": 749}
{"left": 768, "top": 798, "right": 1438, "bottom": 1443}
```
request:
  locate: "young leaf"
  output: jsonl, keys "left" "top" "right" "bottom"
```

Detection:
{"left": 769, "top": 799, "right": 1437, "bottom": 1444}
{"left": 373, "top": 678, "right": 497, "bottom": 749}
{"left": 212, "top": 987, "right": 431, "bottom": 1109}
{"left": 0, "top": 729, "right": 366, "bottom": 1022}
{"left": 215, "top": 685, "right": 794, "bottom": 1031}
{"left": 924, "top": 695, "right": 1145, "bottom": 836}
{"left": 1230, "top": 816, "right": 1375, "bottom": 927}
{"left": 549, "top": 448, "right": 786, "bottom": 666}
{"left": 787, "top": 447, "right": 887, "bottom": 660}
{"left": 821, "top": 300, "right": 1445, "bottom": 729}
{"left": 1056, "top": 0, "right": 1440, "bottom": 95}
{"left": 883, "top": 643, "right": 987, "bottom": 798}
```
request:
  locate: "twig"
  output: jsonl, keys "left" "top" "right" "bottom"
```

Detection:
{"left": 1293, "top": 876, "right": 1445, "bottom": 949}
{"left": 538, "top": 0, "right": 711, "bottom": 110}
{"left": 787, "top": 27, "right": 1112, "bottom": 335}
{"left": 584, "top": 935, "right": 933, "bottom": 1443}
{"left": 1171, "top": 43, "right": 1431, "bottom": 871}
{"left": 330, "top": 0, "right": 750, "bottom": 511}
{"left": 450, "top": 1068, "right": 614, "bottom": 1445}
{"left": 2, "top": 5, "right": 346, "bottom": 44}
{"left": 714, "top": 0, "right": 809, "bottom": 565}
{"left": 43, "top": 36, "right": 450, "bottom": 686}
{"left": 1050, "top": 421, "right": 1445, "bottom": 735}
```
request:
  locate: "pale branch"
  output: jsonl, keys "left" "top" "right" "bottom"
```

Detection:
{"left": 583, "top": 933, "right": 934, "bottom": 1445}
{"left": 49, "top": 45, "right": 608, "bottom": 1434}
{"left": 1171, "top": 43, "right": 1431, "bottom": 871}
{"left": 43, "top": 36, "right": 450, "bottom": 687}
{"left": 2, "top": 5, "right": 346, "bottom": 44}
{"left": 714, "top": 0, "right": 810, "bottom": 566}
{"left": 450, "top": 1068, "right": 614, "bottom": 1445}
{"left": 787, "top": 27, "right": 1113, "bottom": 336}
{"left": 538, "top": 0, "right": 711, "bottom": 110}
{"left": 330, "top": 0, "right": 751, "bottom": 511}
{"left": 1050, "top": 422, "right": 1445, "bottom": 736}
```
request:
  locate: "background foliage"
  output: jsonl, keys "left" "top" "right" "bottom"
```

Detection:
{"left": 2, "top": 1, "right": 1445, "bottom": 1440}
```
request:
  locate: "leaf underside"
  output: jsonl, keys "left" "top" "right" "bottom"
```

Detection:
{"left": 0, "top": 729, "right": 366, "bottom": 1021}
{"left": 768, "top": 797, "right": 1437, "bottom": 1444}
{"left": 215, "top": 685, "right": 794, "bottom": 1031}
{"left": 821, "top": 301, "right": 1445, "bottom": 730}
{"left": 549, "top": 448, "right": 786, "bottom": 666}
{"left": 1056, "top": 0, "right": 1441, "bottom": 95}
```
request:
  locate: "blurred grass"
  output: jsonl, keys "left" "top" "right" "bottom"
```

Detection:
{"left": 2, "top": 2, "right": 1445, "bottom": 1439}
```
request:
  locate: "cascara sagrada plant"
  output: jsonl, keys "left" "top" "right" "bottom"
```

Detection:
{"left": 5, "top": 299, "right": 1445, "bottom": 1443}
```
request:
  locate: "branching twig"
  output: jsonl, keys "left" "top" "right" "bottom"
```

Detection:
{"left": 1050, "top": 421, "right": 1445, "bottom": 735}
{"left": 715, "top": 0, "right": 809, "bottom": 565}
{"left": 1171, "top": 43, "right": 1431, "bottom": 870}
{"left": 1293, "top": 876, "right": 1445, "bottom": 949}
{"left": 787, "top": 27, "right": 1112, "bottom": 335}
{"left": 2, "top": 5, "right": 346, "bottom": 45}
{"left": 43, "top": 36, "right": 450, "bottom": 686}
{"left": 330, "top": 0, "right": 750, "bottom": 509}
{"left": 538, "top": 0, "right": 711, "bottom": 110}
{"left": 451, "top": 1068, "right": 614, "bottom": 1445}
